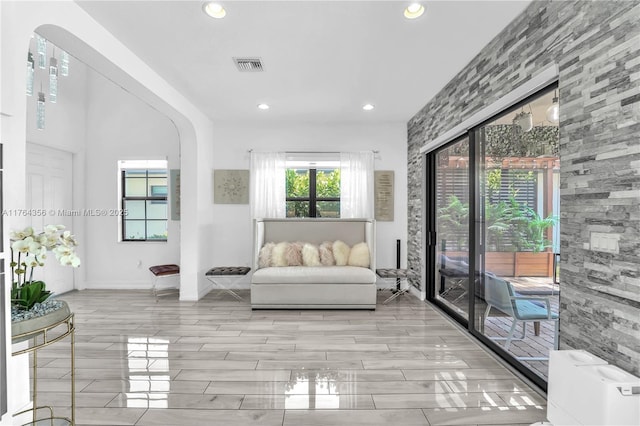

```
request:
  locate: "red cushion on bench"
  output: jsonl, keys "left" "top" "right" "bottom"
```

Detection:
{"left": 149, "top": 264, "right": 180, "bottom": 276}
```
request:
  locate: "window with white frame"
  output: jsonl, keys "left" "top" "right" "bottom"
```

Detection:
{"left": 119, "top": 160, "right": 168, "bottom": 241}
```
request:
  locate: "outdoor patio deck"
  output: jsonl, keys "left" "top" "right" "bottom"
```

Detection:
{"left": 438, "top": 276, "right": 559, "bottom": 381}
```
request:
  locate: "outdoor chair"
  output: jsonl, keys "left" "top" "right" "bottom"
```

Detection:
{"left": 484, "top": 274, "right": 558, "bottom": 359}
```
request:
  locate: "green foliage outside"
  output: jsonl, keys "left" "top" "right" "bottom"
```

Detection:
{"left": 286, "top": 169, "right": 340, "bottom": 217}
{"left": 315, "top": 169, "right": 341, "bottom": 197}
{"left": 286, "top": 169, "right": 310, "bottom": 198}
{"left": 438, "top": 195, "right": 469, "bottom": 250}
{"left": 439, "top": 192, "right": 557, "bottom": 253}
{"left": 487, "top": 169, "right": 502, "bottom": 193}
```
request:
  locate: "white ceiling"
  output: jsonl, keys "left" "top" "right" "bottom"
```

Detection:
{"left": 77, "top": 0, "right": 531, "bottom": 124}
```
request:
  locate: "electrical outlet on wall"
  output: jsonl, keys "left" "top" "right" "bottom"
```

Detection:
{"left": 590, "top": 232, "right": 620, "bottom": 254}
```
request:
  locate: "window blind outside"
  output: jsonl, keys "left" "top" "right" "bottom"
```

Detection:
{"left": 436, "top": 167, "right": 537, "bottom": 252}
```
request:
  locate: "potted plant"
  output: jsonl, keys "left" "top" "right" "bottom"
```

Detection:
{"left": 510, "top": 205, "right": 558, "bottom": 277}
{"left": 484, "top": 200, "right": 517, "bottom": 276}
{"left": 10, "top": 225, "right": 81, "bottom": 338}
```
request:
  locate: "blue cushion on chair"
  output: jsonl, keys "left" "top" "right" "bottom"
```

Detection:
{"left": 513, "top": 300, "right": 559, "bottom": 320}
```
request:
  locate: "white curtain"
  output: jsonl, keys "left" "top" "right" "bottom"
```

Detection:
{"left": 250, "top": 151, "right": 286, "bottom": 218}
{"left": 340, "top": 151, "right": 374, "bottom": 218}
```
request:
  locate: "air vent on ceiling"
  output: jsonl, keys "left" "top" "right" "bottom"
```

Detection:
{"left": 233, "top": 57, "right": 264, "bottom": 72}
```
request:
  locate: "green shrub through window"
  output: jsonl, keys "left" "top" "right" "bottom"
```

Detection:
{"left": 286, "top": 168, "right": 340, "bottom": 218}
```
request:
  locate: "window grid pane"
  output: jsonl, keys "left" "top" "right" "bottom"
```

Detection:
{"left": 122, "top": 168, "right": 168, "bottom": 241}
{"left": 285, "top": 168, "right": 340, "bottom": 218}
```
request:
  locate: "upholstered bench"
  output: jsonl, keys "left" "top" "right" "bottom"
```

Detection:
{"left": 149, "top": 264, "right": 180, "bottom": 300}
{"left": 376, "top": 268, "right": 419, "bottom": 304}
{"left": 206, "top": 266, "right": 251, "bottom": 301}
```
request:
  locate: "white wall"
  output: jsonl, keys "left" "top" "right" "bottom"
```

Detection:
{"left": 0, "top": 2, "right": 215, "bottom": 422}
{"left": 83, "top": 71, "right": 180, "bottom": 289}
{"left": 210, "top": 122, "right": 408, "bottom": 282}
{"left": 24, "top": 39, "right": 88, "bottom": 294}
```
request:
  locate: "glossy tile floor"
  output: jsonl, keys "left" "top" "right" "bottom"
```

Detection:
{"left": 30, "top": 289, "right": 547, "bottom": 425}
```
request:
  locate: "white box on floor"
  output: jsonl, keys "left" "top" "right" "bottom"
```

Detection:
{"left": 546, "top": 349, "right": 640, "bottom": 425}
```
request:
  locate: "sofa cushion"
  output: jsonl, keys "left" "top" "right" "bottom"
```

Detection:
{"left": 286, "top": 242, "right": 303, "bottom": 266}
{"left": 348, "top": 242, "right": 370, "bottom": 267}
{"left": 258, "top": 242, "right": 275, "bottom": 268}
{"left": 272, "top": 242, "right": 289, "bottom": 267}
{"left": 319, "top": 241, "right": 335, "bottom": 266}
{"left": 252, "top": 266, "right": 376, "bottom": 284}
{"left": 333, "top": 240, "right": 351, "bottom": 266}
{"left": 302, "top": 243, "right": 321, "bottom": 266}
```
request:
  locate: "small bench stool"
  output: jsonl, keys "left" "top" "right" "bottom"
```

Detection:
{"left": 376, "top": 268, "right": 419, "bottom": 304}
{"left": 205, "top": 266, "right": 251, "bottom": 301}
{"left": 149, "top": 264, "right": 180, "bottom": 301}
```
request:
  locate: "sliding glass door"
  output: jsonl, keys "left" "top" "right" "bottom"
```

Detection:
{"left": 428, "top": 137, "right": 470, "bottom": 322}
{"left": 425, "top": 84, "right": 560, "bottom": 389}
{"left": 473, "top": 89, "right": 560, "bottom": 384}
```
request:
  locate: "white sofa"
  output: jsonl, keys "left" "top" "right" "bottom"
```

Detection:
{"left": 251, "top": 218, "right": 377, "bottom": 309}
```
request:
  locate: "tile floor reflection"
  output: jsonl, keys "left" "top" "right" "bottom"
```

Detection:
{"left": 125, "top": 337, "right": 171, "bottom": 408}
{"left": 26, "top": 290, "right": 547, "bottom": 425}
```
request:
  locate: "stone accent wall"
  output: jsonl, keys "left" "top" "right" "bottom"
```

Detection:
{"left": 407, "top": 0, "right": 640, "bottom": 375}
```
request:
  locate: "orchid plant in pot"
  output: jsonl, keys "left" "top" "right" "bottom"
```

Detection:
{"left": 10, "top": 225, "right": 81, "bottom": 331}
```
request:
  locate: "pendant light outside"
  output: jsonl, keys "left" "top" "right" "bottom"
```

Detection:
{"left": 513, "top": 109, "right": 533, "bottom": 132}
{"left": 546, "top": 91, "right": 559, "bottom": 123}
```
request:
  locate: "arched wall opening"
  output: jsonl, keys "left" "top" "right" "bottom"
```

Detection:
{"left": 1, "top": 2, "right": 215, "bottom": 421}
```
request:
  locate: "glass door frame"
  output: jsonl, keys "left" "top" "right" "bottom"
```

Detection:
{"left": 424, "top": 82, "right": 559, "bottom": 392}
{"left": 425, "top": 135, "right": 476, "bottom": 328}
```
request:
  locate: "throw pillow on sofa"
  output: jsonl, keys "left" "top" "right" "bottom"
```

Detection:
{"left": 272, "top": 242, "right": 289, "bottom": 267}
{"left": 348, "top": 242, "right": 370, "bottom": 268}
{"left": 333, "top": 240, "right": 351, "bottom": 266}
{"left": 286, "top": 242, "right": 304, "bottom": 266}
{"left": 302, "top": 243, "right": 321, "bottom": 266}
{"left": 319, "top": 241, "right": 335, "bottom": 266}
{"left": 258, "top": 242, "right": 275, "bottom": 268}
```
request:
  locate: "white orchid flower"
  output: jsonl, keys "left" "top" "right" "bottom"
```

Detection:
{"left": 11, "top": 225, "right": 82, "bottom": 289}
{"left": 60, "top": 253, "right": 81, "bottom": 268}
{"left": 61, "top": 231, "right": 78, "bottom": 246}
{"left": 36, "top": 246, "right": 47, "bottom": 257}
{"left": 23, "top": 254, "right": 39, "bottom": 268}
{"left": 52, "top": 245, "right": 69, "bottom": 257}
{"left": 12, "top": 236, "right": 35, "bottom": 253}
{"left": 41, "top": 233, "right": 59, "bottom": 249}
{"left": 10, "top": 226, "right": 34, "bottom": 241}
{"left": 27, "top": 240, "right": 42, "bottom": 254}
{"left": 44, "top": 224, "right": 61, "bottom": 234}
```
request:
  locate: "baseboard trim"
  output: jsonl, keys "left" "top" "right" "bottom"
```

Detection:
{"left": 82, "top": 281, "right": 152, "bottom": 290}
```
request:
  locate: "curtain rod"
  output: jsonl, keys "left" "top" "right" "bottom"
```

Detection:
{"left": 247, "top": 149, "right": 379, "bottom": 154}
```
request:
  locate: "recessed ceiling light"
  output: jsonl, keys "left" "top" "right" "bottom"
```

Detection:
{"left": 404, "top": 3, "right": 425, "bottom": 19}
{"left": 362, "top": 104, "right": 375, "bottom": 111}
{"left": 257, "top": 103, "right": 270, "bottom": 110}
{"left": 203, "top": 2, "right": 226, "bottom": 19}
